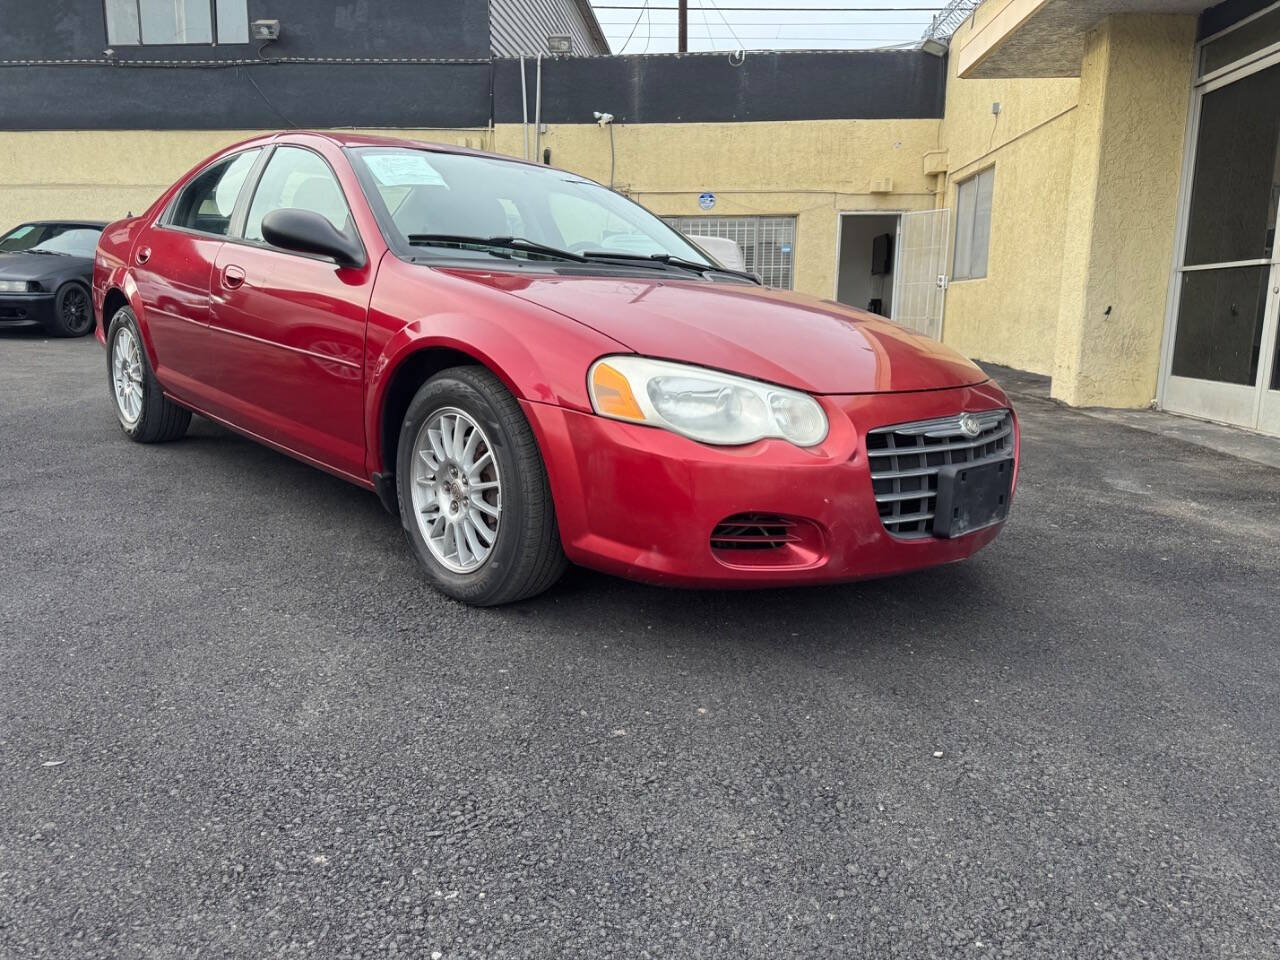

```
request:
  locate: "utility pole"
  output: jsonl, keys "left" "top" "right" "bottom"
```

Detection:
{"left": 678, "top": 0, "right": 688, "bottom": 52}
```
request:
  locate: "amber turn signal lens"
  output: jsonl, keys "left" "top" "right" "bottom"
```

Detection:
{"left": 590, "top": 362, "right": 645, "bottom": 421}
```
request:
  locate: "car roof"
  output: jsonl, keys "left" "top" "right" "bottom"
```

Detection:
{"left": 11, "top": 220, "right": 109, "bottom": 229}
{"left": 226, "top": 130, "right": 551, "bottom": 171}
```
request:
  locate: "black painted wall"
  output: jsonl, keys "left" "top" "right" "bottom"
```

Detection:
{"left": 0, "top": 2, "right": 948, "bottom": 130}
{"left": 494, "top": 51, "right": 949, "bottom": 124}
{"left": 0, "top": 0, "right": 492, "bottom": 60}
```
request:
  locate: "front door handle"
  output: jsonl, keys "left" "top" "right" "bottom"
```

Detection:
{"left": 221, "top": 264, "right": 246, "bottom": 290}
{"left": 135, "top": 246, "right": 151, "bottom": 265}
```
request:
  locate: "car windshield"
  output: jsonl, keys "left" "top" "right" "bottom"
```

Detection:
{"left": 29, "top": 228, "right": 102, "bottom": 258}
{"left": 351, "top": 147, "right": 713, "bottom": 266}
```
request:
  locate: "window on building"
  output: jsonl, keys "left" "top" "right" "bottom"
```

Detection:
{"left": 663, "top": 215, "right": 797, "bottom": 289}
{"left": 105, "top": 0, "right": 249, "bottom": 46}
{"left": 244, "top": 147, "right": 353, "bottom": 243}
{"left": 953, "top": 167, "right": 994, "bottom": 281}
{"left": 166, "top": 149, "right": 260, "bottom": 236}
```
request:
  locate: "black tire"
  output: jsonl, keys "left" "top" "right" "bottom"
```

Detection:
{"left": 396, "top": 366, "right": 567, "bottom": 606}
{"left": 44, "top": 282, "right": 94, "bottom": 338}
{"left": 106, "top": 306, "right": 191, "bottom": 443}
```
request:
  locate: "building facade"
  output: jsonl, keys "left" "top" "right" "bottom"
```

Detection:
{"left": 1, "top": 0, "right": 1276, "bottom": 436}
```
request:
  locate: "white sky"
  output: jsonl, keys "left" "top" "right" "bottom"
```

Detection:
{"left": 588, "top": 0, "right": 951, "bottom": 54}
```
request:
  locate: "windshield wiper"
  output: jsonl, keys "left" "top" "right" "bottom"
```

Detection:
{"left": 406, "top": 234, "right": 587, "bottom": 263}
{"left": 578, "top": 251, "right": 760, "bottom": 283}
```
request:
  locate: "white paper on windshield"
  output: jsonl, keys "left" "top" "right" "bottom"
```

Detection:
{"left": 365, "top": 154, "right": 447, "bottom": 187}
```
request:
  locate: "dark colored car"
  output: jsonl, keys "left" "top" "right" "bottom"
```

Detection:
{"left": 0, "top": 221, "right": 106, "bottom": 337}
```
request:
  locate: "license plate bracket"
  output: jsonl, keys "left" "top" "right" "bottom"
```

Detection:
{"left": 932, "top": 456, "right": 1013, "bottom": 538}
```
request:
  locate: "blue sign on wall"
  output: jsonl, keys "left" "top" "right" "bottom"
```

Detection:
{"left": 698, "top": 192, "right": 716, "bottom": 210}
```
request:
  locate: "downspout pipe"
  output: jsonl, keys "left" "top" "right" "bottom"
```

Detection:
{"left": 520, "top": 56, "right": 529, "bottom": 161}
{"left": 534, "top": 54, "right": 543, "bottom": 163}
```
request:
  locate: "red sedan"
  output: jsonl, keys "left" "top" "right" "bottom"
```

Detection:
{"left": 94, "top": 132, "right": 1017, "bottom": 605}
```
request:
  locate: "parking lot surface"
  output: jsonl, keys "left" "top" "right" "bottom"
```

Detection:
{"left": 2, "top": 331, "right": 1279, "bottom": 959}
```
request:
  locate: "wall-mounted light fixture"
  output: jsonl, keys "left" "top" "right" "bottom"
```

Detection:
{"left": 251, "top": 19, "right": 281, "bottom": 42}
{"left": 548, "top": 34, "right": 572, "bottom": 54}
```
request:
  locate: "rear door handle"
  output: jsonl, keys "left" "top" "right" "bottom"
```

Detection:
{"left": 221, "top": 264, "right": 246, "bottom": 290}
{"left": 135, "top": 246, "right": 151, "bottom": 265}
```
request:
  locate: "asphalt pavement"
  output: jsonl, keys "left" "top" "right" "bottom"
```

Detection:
{"left": 2, "top": 329, "right": 1279, "bottom": 959}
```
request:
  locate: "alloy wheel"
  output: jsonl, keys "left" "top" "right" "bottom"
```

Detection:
{"left": 62, "top": 286, "right": 91, "bottom": 333}
{"left": 111, "top": 327, "right": 144, "bottom": 424}
{"left": 409, "top": 406, "right": 502, "bottom": 573}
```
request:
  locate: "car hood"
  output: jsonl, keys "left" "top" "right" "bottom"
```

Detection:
{"left": 0, "top": 252, "right": 88, "bottom": 282}
{"left": 450, "top": 271, "right": 987, "bottom": 394}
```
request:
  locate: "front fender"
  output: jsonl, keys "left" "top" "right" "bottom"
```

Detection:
{"left": 363, "top": 262, "right": 629, "bottom": 477}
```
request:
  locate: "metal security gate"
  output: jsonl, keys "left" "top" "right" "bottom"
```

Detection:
{"left": 665, "top": 216, "right": 797, "bottom": 289}
{"left": 892, "top": 209, "right": 950, "bottom": 340}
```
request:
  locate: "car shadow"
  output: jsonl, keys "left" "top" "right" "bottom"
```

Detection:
{"left": 157, "top": 408, "right": 1007, "bottom": 664}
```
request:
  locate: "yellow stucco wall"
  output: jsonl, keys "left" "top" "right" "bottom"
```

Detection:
{"left": 493, "top": 120, "right": 941, "bottom": 298}
{"left": 0, "top": 120, "right": 940, "bottom": 305}
{"left": 0, "top": 128, "right": 489, "bottom": 231}
{"left": 937, "top": 44, "right": 1079, "bottom": 374}
{"left": 1051, "top": 14, "right": 1196, "bottom": 408}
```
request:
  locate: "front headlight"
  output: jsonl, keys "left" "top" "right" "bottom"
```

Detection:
{"left": 588, "top": 355, "right": 828, "bottom": 447}
{"left": 0, "top": 280, "right": 36, "bottom": 293}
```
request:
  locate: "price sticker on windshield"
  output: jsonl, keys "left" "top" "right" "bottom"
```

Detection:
{"left": 365, "top": 153, "right": 447, "bottom": 187}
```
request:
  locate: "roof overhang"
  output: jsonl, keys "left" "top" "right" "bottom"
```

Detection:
{"left": 573, "top": 0, "right": 612, "bottom": 54}
{"left": 953, "top": 0, "right": 1210, "bottom": 78}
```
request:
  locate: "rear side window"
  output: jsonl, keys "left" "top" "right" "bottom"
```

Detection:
{"left": 167, "top": 149, "right": 261, "bottom": 237}
{"left": 243, "top": 147, "right": 353, "bottom": 243}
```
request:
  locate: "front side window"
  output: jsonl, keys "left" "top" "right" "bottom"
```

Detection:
{"left": 351, "top": 147, "right": 712, "bottom": 266}
{"left": 953, "top": 167, "right": 994, "bottom": 281}
{"left": 167, "top": 149, "right": 261, "bottom": 236}
{"left": 105, "top": 0, "right": 249, "bottom": 46}
{"left": 243, "top": 147, "right": 353, "bottom": 243}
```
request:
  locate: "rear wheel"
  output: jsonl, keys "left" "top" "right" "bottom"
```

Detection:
{"left": 44, "top": 282, "right": 94, "bottom": 337}
{"left": 107, "top": 306, "right": 191, "bottom": 443}
{"left": 396, "top": 366, "right": 566, "bottom": 606}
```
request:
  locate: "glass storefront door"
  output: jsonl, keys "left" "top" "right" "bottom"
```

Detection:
{"left": 1162, "top": 19, "right": 1280, "bottom": 437}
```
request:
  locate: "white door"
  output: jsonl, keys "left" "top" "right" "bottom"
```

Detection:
{"left": 1160, "top": 42, "right": 1280, "bottom": 436}
{"left": 892, "top": 208, "right": 950, "bottom": 340}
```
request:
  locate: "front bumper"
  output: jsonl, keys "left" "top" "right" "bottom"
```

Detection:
{"left": 523, "top": 381, "right": 1017, "bottom": 588}
{"left": 0, "top": 292, "right": 55, "bottom": 326}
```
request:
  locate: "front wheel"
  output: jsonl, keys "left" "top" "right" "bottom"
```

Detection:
{"left": 44, "top": 282, "right": 94, "bottom": 337}
{"left": 396, "top": 366, "right": 566, "bottom": 606}
{"left": 107, "top": 306, "right": 191, "bottom": 443}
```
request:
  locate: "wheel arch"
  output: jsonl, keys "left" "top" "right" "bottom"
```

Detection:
{"left": 101, "top": 286, "right": 131, "bottom": 331}
{"left": 373, "top": 341, "right": 523, "bottom": 495}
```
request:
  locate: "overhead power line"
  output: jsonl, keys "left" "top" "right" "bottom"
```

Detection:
{"left": 595, "top": 5, "right": 950, "bottom": 9}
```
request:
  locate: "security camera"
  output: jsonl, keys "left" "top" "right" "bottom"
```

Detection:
{"left": 593, "top": 111, "right": 614, "bottom": 126}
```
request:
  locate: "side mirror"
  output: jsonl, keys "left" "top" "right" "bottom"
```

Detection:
{"left": 261, "top": 208, "right": 365, "bottom": 268}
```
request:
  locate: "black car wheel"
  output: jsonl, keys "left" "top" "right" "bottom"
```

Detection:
{"left": 106, "top": 306, "right": 191, "bottom": 443}
{"left": 45, "top": 282, "right": 94, "bottom": 338}
{"left": 396, "top": 366, "right": 567, "bottom": 606}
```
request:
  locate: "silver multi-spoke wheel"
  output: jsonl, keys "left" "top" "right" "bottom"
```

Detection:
{"left": 409, "top": 406, "right": 502, "bottom": 574}
{"left": 111, "top": 327, "right": 144, "bottom": 425}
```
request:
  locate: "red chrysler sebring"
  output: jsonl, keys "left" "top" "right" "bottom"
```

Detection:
{"left": 93, "top": 132, "right": 1017, "bottom": 605}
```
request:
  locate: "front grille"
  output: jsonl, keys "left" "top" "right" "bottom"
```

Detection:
{"left": 866, "top": 410, "right": 1012, "bottom": 538}
{"left": 710, "top": 513, "right": 799, "bottom": 550}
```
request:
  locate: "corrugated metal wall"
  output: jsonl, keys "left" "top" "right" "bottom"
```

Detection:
{"left": 489, "top": 0, "right": 608, "bottom": 56}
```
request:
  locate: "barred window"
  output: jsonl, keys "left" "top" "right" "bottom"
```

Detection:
{"left": 664, "top": 215, "right": 797, "bottom": 289}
